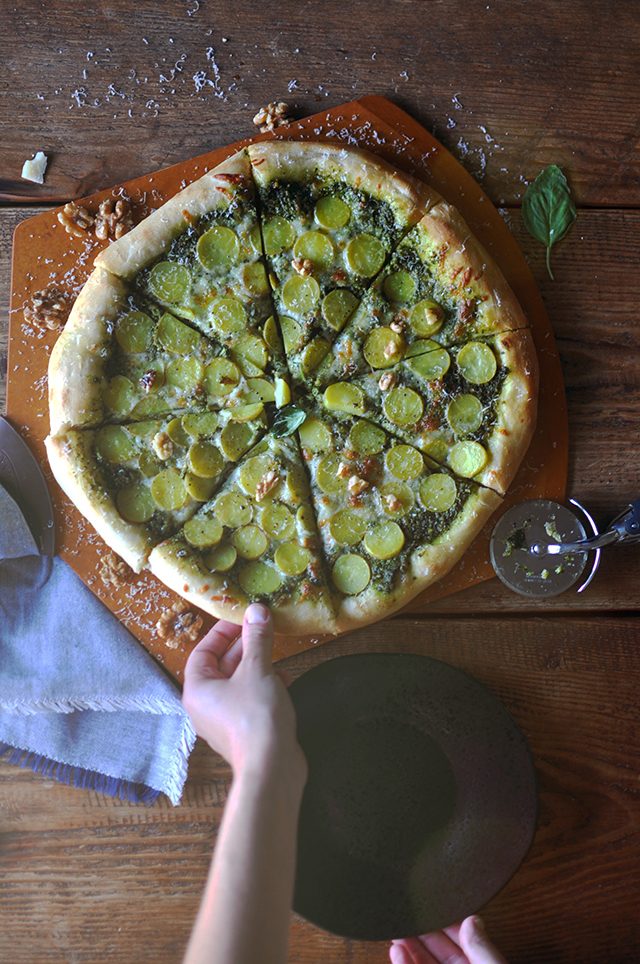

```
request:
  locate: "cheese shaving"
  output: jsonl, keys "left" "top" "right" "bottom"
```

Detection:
{"left": 21, "top": 151, "right": 48, "bottom": 184}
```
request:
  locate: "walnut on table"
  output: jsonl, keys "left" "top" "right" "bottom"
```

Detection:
{"left": 156, "top": 600, "right": 204, "bottom": 650}
{"left": 57, "top": 201, "right": 94, "bottom": 238}
{"left": 99, "top": 551, "right": 132, "bottom": 589}
{"left": 23, "top": 285, "right": 72, "bottom": 332}
{"left": 252, "top": 101, "right": 292, "bottom": 133}
{"left": 94, "top": 197, "right": 134, "bottom": 241}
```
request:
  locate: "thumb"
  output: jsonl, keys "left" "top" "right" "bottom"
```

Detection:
{"left": 459, "top": 917, "right": 508, "bottom": 964}
{"left": 241, "top": 603, "right": 273, "bottom": 675}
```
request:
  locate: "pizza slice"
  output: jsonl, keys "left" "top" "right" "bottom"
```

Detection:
{"left": 247, "top": 141, "right": 438, "bottom": 384}
{"left": 45, "top": 408, "right": 267, "bottom": 571}
{"left": 94, "top": 148, "right": 289, "bottom": 396}
{"left": 149, "top": 432, "right": 338, "bottom": 635}
{"left": 49, "top": 269, "right": 288, "bottom": 437}
{"left": 315, "top": 201, "right": 530, "bottom": 386}
{"left": 297, "top": 407, "right": 500, "bottom": 631}
{"left": 318, "top": 329, "right": 538, "bottom": 495}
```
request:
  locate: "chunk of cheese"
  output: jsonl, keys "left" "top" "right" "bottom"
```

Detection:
{"left": 22, "top": 151, "right": 48, "bottom": 184}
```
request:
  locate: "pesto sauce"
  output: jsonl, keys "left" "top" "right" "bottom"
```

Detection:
{"left": 390, "top": 243, "right": 484, "bottom": 341}
{"left": 260, "top": 177, "right": 401, "bottom": 252}
{"left": 134, "top": 192, "right": 249, "bottom": 291}
{"left": 367, "top": 483, "right": 471, "bottom": 594}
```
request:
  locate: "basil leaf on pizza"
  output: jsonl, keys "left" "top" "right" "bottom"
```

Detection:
{"left": 272, "top": 404, "right": 307, "bottom": 438}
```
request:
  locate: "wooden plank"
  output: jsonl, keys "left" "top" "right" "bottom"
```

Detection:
{"left": 2, "top": 207, "right": 639, "bottom": 620}
{"left": 2, "top": 0, "right": 640, "bottom": 207}
{"left": 2, "top": 616, "right": 639, "bottom": 963}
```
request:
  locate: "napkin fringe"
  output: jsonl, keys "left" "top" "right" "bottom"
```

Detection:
{"left": 0, "top": 741, "right": 161, "bottom": 804}
{"left": 1, "top": 695, "right": 187, "bottom": 717}
{"left": 164, "top": 717, "right": 197, "bottom": 806}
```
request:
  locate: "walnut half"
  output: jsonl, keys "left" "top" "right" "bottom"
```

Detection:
{"left": 98, "top": 551, "right": 132, "bottom": 589}
{"left": 378, "top": 371, "right": 397, "bottom": 391}
{"left": 292, "top": 257, "right": 313, "bottom": 276}
{"left": 95, "top": 197, "right": 134, "bottom": 241}
{"left": 252, "top": 101, "right": 291, "bottom": 133}
{"left": 57, "top": 201, "right": 94, "bottom": 238}
{"left": 156, "top": 600, "right": 203, "bottom": 649}
{"left": 152, "top": 431, "right": 174, "bottom": 461}
{"left": 23, "top": 285, "right": 71, "bottom": 332}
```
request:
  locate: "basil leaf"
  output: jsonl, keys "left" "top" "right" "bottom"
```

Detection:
{"left": 272, "top": 404, "right": 307, "bottom": 437}
{"left": 522, "top": 164, "right": 576, "bottom": 280}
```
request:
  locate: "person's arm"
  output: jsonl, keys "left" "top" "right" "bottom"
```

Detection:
{"left": 182, "top": 603, "right": 307, "bottom": 964}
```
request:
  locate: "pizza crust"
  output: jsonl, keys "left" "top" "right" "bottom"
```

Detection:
{"left": 45, "top": 432, "right": 154, "bottom": 572}
{"left": 148, "top": 541, "right": 338, "bottom": 636}
{"left": 334, "top": 487, "right": 501, "bottom": 633}
{"left": 478, "top": 329, "right": 539, "bottom": 494}
{"left": 94, "top": 149, "right": 251, "bottom": 280}
{"left": 248, "top": 140, "right": 440, "bottom": 223}
{"left": 416, "top": 200, "right": 529, "bottom": 337}
{"left": 48, "top": 268, "right": 127, "bottom": 437}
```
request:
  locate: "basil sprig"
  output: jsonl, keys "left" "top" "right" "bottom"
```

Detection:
{"left": 272, "top": 404, "right": 307, "bottom": 437}
{"left": 522, "top": 165, "right": 576, "bottom": 280}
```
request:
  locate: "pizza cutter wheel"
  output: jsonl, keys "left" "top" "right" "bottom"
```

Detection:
{"left": 490, "top": 497, "right": 640, "bottom": 598}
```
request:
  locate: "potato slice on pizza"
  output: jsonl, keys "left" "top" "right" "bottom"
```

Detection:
{"left": 95, "top": 148, "right": 289, "bottom": 401}
{"left": 247, "top": 141, "right": 439, "bottom": 385}
{"left": 149, "top": 432, "right": 337, "bottom": 635}
{"left": 320, "top": 329, "right": 538, "bottom": 495}
{"left": 45, "top": 408, "right": 266, "bottom": 571}
{"left": 297, "top": 407, "right": 500, "bottom": 631}
{"left": 315, "top": 200, "right": 530, "bottom": 386}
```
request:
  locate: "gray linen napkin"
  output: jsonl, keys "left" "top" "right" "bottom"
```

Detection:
{"left": 0, "top": 486, "right": 196, "bottom": 804}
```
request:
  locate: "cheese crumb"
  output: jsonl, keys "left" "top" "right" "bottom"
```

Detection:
{"left": 22, "top": 151, "right": 48, "bottom": 184}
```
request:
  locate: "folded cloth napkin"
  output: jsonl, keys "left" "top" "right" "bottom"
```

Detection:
{"left": 0, "top": 486, "right": 196, "bottom": 804}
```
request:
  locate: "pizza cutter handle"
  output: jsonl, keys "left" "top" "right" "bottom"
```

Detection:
{"left": 531, "top": 499, "right": 640, "bottom": 557}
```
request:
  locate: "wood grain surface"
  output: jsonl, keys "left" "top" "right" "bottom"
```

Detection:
{"left": 2, "top": 617, "right": 640, "bottom": 963}
{"left": 2, "top": 2, "right": 640, "bottom": 963}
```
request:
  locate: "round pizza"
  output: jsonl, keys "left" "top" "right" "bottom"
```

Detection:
{"left": 45, "top": 141, "right": 538, "bottom": 635}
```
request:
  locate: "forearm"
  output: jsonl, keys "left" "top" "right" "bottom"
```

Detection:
{"left": 184, "top": 748, "right": 306, "bottom": 964}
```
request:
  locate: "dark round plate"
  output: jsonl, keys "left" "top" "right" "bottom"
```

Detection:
{"left": 290, "top": 653, "right": 537, "bottom": 941}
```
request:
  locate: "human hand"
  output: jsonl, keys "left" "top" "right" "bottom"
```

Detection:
{"left": 182, "top": 603, "right": 306, "bottom": 781}
{"left": 390, "top": 916, "right": 507, "bottom": 964}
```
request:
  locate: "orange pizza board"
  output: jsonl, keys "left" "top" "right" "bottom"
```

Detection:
{"left": 7, "top": 96, "right": 567, "bottom": 680}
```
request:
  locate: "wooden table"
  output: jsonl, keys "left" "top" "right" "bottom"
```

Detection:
{"left": 1, "top": 2, "right": 639, "bottom": 961}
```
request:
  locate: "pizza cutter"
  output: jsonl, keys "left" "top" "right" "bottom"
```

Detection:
{"left": 0, "top": 416, "right": 55, "bottom": 555}
{"left": 490, "top": 497, "right": 640, "bottom": 598}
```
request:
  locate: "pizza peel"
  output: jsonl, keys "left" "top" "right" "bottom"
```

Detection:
{"left": 290, "top": 653, "right": 537, "bottom": 940}
{"left": 7, "top": 96, "right": 568, "bottom": 678}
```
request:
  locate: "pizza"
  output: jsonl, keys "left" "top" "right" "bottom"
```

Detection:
{"left": 45, "top": 140, "right": 538, "bottom": 635}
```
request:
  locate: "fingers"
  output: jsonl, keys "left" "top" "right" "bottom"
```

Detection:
{"left": 389, "top": 943, "right": 415, "bottom": 964}
{"left": 416, "top": 930, "right": 467, "bottom": 963}
{"left": 184, "top": 620, "right": 240, "bottom": 684}
{"left": 241, "top": 603, "right": 273, "bottom": 675}
{"left": 459, "top": 917, "right": 508, "bottom": 964}
{"left": 219, "top": 634, "right": 244, "bottom": 677}
{"left": 389, "top": 938, "right": 437, "bottom": 963}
